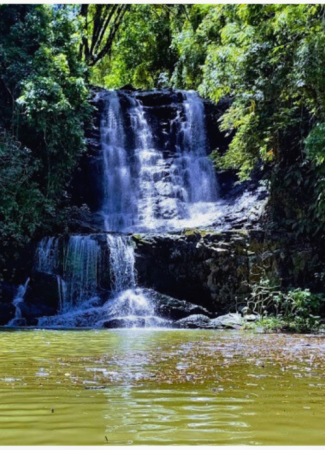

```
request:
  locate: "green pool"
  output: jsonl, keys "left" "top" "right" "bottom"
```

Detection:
{"left": 0, "top": 328, "right": 324, "bottom": 445}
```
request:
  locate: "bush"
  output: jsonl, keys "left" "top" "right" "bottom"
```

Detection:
{"left": 247, "top": 277, "right": 325, "bottom": 332}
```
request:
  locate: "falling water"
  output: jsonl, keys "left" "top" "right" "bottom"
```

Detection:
{"left": 62, "top": 236, "right": 100, "bottom": 312}
{"left": 35, "top": 236, "right": 100, "bottom": 313}
{"left": 7, "top": 278, "right": 29, "bottom": 326}
{"left": 100, "top": 90, "right": 220, "bottom": 232}
{"left": 37, "top": 235, "right": 157, "bottom": 328}
{"left": 35, "top": 237, "right": 59, "bottom": 274}
{"left": 101, "top": 91, "right": 136, "bottom": 231}
{"left": 106, "top": 235, "right": 155, "bottom": 326}
{"left": 175, "top": 91, "right": 219, "bottom": 203}
{"left": 129, "top": 96, "right": 179, "bottom": 227}
{"left": 106, "top": 235, "right": 136, "bottom": 292}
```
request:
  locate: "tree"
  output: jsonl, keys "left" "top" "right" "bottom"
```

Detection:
{"left": 169, "top": 4, "right": 325, "bottom": 235}
{"left": 90, "top": 5, "right": 187, "bottom": 89}
{"left": 0, "top": 4, "right": 91, "bottom": 257}
{"left": 79, "top": 5, "right": 130, "bottom": 67}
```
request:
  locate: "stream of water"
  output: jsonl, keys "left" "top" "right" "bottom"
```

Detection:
{"left": 0, "top": 329, "right": 324, "bottom": 445}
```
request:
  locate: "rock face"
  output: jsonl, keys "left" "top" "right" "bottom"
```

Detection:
{"left": 148, "top": 289, "right": 213, "bottom": 320}
{"left": 133, "top": 230, "right": 249, "bottom": 313}
{"left": 23, "top": 273, "right": 60, "bottom": 325}
{"left": 133, "top": 229, "right": 325, "bottom": 315}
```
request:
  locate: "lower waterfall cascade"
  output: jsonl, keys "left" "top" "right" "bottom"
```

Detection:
{"left": 35, "top": 234, "right": 161, "bottom": 328}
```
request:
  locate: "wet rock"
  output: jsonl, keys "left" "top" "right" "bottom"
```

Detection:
{"left": 210, "top": 313, "right": 243, "bottom": 329}
{"left": 120, "top": 84, "right": 137, "bottom": 91}
{"left": 244, "top": 314, "right": 260, "bottom": 322}
{"left": 0, "top": 282, "right": 16, "bottom": 325}
{"left": 103, "top": 316, "right": 171, "bottom": 329}
{"left": 103, "top": 317, "right": 144, "bottom": 328}
{"left": 176, "top": 314, "right": 212, "bottom": 329}
{"left": 25, "top": 273, "right": 60, "bottom": 311}
{"left": 8, "top": 318, "right": 27, "bottom": 327}
{"left": 0, "top": 302, "right": 15, "bottom": 325}
{"left": 21, "top": 273, "right": 61, "bottom": 324}
{"left": 149, "top": 290, "right": 213, "bottom": 320}
{"left": 20, "top": 301, "right": 57, "bottom": 326}
{"left": 0, "top": 282, "right": 16, "bottom": 304}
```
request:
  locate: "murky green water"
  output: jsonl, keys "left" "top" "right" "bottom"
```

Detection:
{"left": 0, "top": 329, "right": 325, "bottom": 445}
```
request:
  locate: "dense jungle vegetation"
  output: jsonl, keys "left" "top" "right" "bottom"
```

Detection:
{"left": 2, "top": 4, "right": 325, "bottom": 328}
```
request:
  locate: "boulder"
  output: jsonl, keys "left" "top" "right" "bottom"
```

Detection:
{"left": 176, "top": 314, "right": 212, "bottom": 329}
{"left": 176, "top": 312, "right": 244, "bottom": 329}
{"left": 103, "top": 316, "right": 171, "bottom": 329}
{"left": 25, "top": 272, "right": 60, "bottom": 311}
{"left": 150, "top": 290, "right": 213, "bottom": 320}
{"left": 210, "top": 313, "right": 243, "bottom": 329}
{"left": 19, "top": 302, "right": 57, "bottom": 326}
{"left": 244, "top": 314, "right": 261, "bottom": 322}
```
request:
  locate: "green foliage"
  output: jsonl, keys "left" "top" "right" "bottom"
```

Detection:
{"left": 305, "top": 124, "right": 325, "bottom": 166}
{"left": 90, "top": 5, "right": 181, "bottom": 89}
{"left": 0, "top": 131, "right": 47, "bottom": 250}
{"left": 247, "top": 277, "right": 325, "bottom": 332}
{"left": 165, "top": 4, "right": 325, "bottom": 234}
{"left": 281, "top": 288, "right": 324, "bottom": 331}
{"left": 15, "top": 6, "right": 91, "bottom": 197}
{"left": 0, "top": 5, "right": 91, "bottom": 265}
{"left": 78, "top": 5, "right": 130, "bottom": 67}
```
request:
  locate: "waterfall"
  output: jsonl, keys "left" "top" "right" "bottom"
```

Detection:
{"left": 62, "top": 236, "right": 100, "bottom": 311}
{"left": 101, "top": 91, "right": 136, "bottom": 231}
{"left": 29, "top": 89, "right": 222, "bottom": 328}
{"left": 57, "top": 275, "right": 67, "bottom": 313}
{"left": 175, "top": 91, "right": 218, "bottom": 203}
{"left": 35, "top": 237, "right": 59, "bottom": 274}
{"left": 100, "top": 89, "right": 219, "bottom": 232}
{"left": 106, "top": 235, "right": 136, "bottom": 292}
{"left": 37, "top": 234, "right": 158, "bottom": 328}
{"left": 129, "top": 96, "right": 184, "bottom": 227}
{"left": 106, "top": 235, "right": 155, "bottom": 325}
{"left": 35, "top": 235, "right": 100, "bottom": 313}
{"left": 7, "top": 278, "right": 29, "bottom": 326}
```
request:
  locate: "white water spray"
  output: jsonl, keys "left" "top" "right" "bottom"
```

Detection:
{"left": 7, "top": 278, "right": 29, "bottom": 326}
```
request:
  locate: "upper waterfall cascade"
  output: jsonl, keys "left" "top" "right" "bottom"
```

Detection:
{"left": 100, "top": 90, "right": 220, "bottom": 232}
